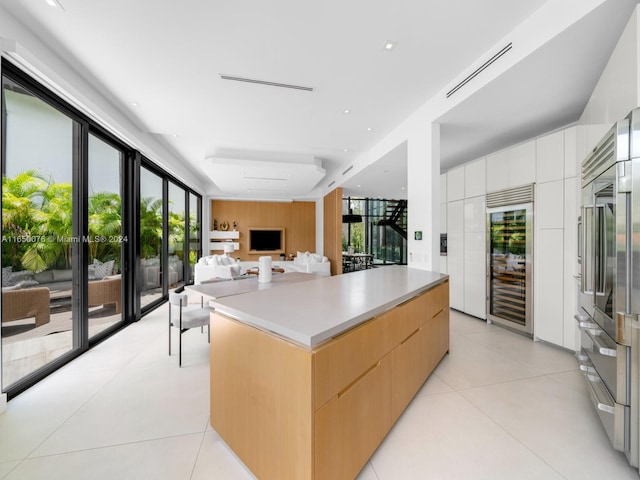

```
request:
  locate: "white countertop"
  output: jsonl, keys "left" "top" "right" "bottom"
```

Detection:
{"left": 208, "top": 265, "right": 448, "bottom": 348}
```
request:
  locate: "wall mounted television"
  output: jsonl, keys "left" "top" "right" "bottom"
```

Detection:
{"left": 248, "top": 228, "right": 285, "bottom": 253}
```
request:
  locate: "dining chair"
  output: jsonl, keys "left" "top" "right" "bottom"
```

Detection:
{"left": 168, "top": 289, "right": 211, "bottom": 366}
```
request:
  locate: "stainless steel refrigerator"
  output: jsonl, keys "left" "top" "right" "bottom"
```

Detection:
{"left": 577, "top": 108, "right": 640, "bottom": 468}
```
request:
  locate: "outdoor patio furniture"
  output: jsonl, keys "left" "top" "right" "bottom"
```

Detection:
{"left": 2, "top": 287, "right": 51, "bottom": 327}
{"left": 88, "top": 276, "right": 121, "bottom": 313}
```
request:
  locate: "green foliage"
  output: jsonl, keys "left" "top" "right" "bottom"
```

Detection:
{"left": 3, "top": 172, "right": 200, "bottom": 273}
{"left": 140, "top": 196, "right": 163, "bottom": 260}
{"left": 2, "top": 171, "right": 123, "bottom": 272}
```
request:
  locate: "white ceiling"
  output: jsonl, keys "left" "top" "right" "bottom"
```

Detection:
{"left": 1, "top": 0, "right": 638, "bottom": 201}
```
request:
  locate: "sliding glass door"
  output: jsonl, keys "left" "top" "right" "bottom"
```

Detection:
{"left": 1, "top": 73, "right": 78, "bottom": 389}
{"left": 87, "top": 133, "right": 124, "bottom": 340}
{"left": 140, "top": 167, "right": 164, "bottom": 309}
{"left": 1, "top": 60, "right": 202, "bottom": 398}
{"left": 168, "top": 182, "right": 186, "bottom": 290}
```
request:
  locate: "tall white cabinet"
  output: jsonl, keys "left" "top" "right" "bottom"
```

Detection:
{"left": 463, "top": 160, "right": 486, "bottom": 319}
{"left": 441, "top": 126, "right": 579, "bottom": 351}
{"left": 446, "top": 167, "right": 465, "bottom": 311}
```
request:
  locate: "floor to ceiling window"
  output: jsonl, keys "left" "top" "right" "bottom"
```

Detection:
{"left": 168, "top": 182, "right": 186, "bottom": 291}
{"left": 87, "top": 132, "right": 124, "bottom": 340}
{"left": 342, "top": 197, "right": 407, "bottom": 272}
{"left": 1, "top": 60, "right": 202, "bottom": 399}
{"left": 188, "top": 192, "right": 200, "bottom": 284}
{"left": 139, "top": 167, "right": 164, "bottom": 309}
{"left": 1, "top": 71, "right": 78, "bottom": 390}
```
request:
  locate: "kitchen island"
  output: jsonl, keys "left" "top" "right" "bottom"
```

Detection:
{"left": 208, "top": 266, "right": 449, "bottom": 480}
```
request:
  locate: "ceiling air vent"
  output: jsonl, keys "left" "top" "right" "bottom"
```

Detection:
{"left": 446, "top": 43, "right": 512, "bottom": 98}
{"left": 328, "top": 180, "right": 336, "bottom": 187}
{"left": 342, "top": 165, "right": 354, "bottom": 175}
{"left": 219, "top": 74, "right": 314, "bottom": 92}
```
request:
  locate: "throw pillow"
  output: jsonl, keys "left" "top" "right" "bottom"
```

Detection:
{"left": 93, "top": 259, "right": 115, "bottom": 279}
{"left": 295, "top": 251, "right": 311, "bottom": 265}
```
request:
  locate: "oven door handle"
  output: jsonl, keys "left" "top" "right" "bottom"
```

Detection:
{"left": 585, "top": 328, "right": 617, "bottom": 357}
{"left": 575, "top": 351, "right": 597, "bottom": 374}
{"left": 574, "top": 313, "right": 597, "bottom": 329}
{"left": 584, "top": 373, "right": 616, "bottom": 414}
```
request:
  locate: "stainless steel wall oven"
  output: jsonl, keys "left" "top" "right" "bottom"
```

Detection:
{"left": 578, "top": 108, "right": 639, "bottom": 468}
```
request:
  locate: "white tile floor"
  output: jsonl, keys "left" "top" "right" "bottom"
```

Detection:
{"left": 0, "top": 307, "right": 638, "bottom": 479}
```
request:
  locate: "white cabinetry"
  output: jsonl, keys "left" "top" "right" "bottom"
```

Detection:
{"left": 447, "top": 167, "right": 464, "bottom": 201}
{"left": 536, "top": 131, "right": 564, "bottom": 183}
{"left": 447, "top": 200, "right": 464, "bottom": 311}
{"left": 464, "top": 158, "right": 486, "bottom": 198}
{"left": 509, "top": 142, "right": 536, "bottom": 188}
{"left": 210, "top": 230, "right": 240, "bottom": 253}
{"left": 445, "top": 125, "right": 580, "bottom": 350}
{"left": 486, "top": 150, "right": 509, "bottom": 192}
{"left": 439, "top": 202, "right": 447, "bottom": 274}
{"left": 536, "top": 181, "right": 564, "bottom": 229}
{"left": 535, "top": 229, "right": 565, "bottom": 344}
{"left": 440, "top": 174, "right": 448, "bottom": 274}
{"left": 533, "top": 132, "right": 579, "bottom": 350}
{"left": 463, "top": 196, "right": 486, "bottom": 319}
{"left": 486, "top": 141, "right": 536, "bottom": 193}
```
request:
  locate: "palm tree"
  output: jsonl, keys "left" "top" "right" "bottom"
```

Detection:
{"left": 140, "top": 196, "right": 163, "bottom": 260}
{"left": 1, "top": 170, "right": 49, "bottom": 270}
{"left": 88, "top": 191, "right": 122, "bottom": 267}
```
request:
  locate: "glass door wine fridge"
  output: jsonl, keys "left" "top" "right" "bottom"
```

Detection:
{"left": 486, "top": 185, "right": 534, "bottom": 335}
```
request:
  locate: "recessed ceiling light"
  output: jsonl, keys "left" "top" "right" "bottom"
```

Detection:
{"left": 367, "top": 127, "right": 373, "bottom": 132}
{"left": 171, "top": 134, "right": 178, "bottom": 138}
{"left": 131, "top": 101, "right": 140, "bottom": 107}
{"left": 344, "top": 148, "right": 349, "bottom": 152}
{"left": 383, "top": 40, "right": 398, "bottom": 51}
{"left": 343, "top": 109, "right": 351, "bottom": 114}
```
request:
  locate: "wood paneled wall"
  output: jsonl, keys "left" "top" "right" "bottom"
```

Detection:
{"left": 323, "top": 188, "right": 343, "bottom": 275}
{"left": 210, "top": 200, "right": 316, "bottom": 261}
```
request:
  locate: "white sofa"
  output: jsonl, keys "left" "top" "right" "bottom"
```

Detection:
{"left": 194, "top": 252, "right": 330, "bottom": 284}
{"left": 194, "top": 254, "right": 242, "bottom": 284}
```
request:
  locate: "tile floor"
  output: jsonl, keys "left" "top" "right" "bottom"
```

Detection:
{"left": 0, "top": 307, "right": 638, "bottom": 479}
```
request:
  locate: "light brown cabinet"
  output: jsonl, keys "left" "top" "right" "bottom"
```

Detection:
{"left": 210, "top": 279, "right": 449, "bottom": 480}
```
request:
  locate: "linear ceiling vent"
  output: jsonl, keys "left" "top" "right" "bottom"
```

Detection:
{"left": 328, "top": 180, "right": 336, "bottom": 187}
{"left": 446, "top": 42, "right": 513, "bottom": 99}
{"left": 219, "top": 74, "right": 314, "bottom": 92}
{"left": 342, "top": 165, "right": 354, "bottom": 175}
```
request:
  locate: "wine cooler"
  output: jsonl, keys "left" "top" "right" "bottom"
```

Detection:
{"left": 486, "top": 184, "right": 534, "bottom": 335}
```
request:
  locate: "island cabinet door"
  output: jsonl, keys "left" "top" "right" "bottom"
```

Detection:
{"left": 314, "top": 354, "right": 393, "bottom": 480}
{"left": 390, "top": 323, "right": 430, "bottom": 420}
{"left": 426, "top": 306, "right": 450, "bottom": 370}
